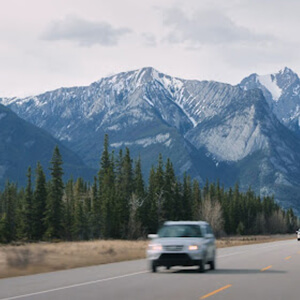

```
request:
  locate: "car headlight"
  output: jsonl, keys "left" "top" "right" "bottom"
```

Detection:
{"left": 188, "top": 245, "right": 199, "bottom": 251}
{"left": 148, "top": 244, "right": 163, "bottom": 251}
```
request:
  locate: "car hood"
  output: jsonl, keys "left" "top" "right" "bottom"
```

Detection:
{"left": 151, "top": 237, "right": 204, "bottom": 245}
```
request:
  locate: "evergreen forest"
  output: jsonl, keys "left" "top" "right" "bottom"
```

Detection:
{"left": 0, "top": 134, "right": 298, "bottom": 243}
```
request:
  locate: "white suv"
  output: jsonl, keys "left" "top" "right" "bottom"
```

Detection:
{"left": 297, "top": 229, "right": 300, "bottom": 241}
{"left": 147, "top": 221, "right": 216, "bottom": 273}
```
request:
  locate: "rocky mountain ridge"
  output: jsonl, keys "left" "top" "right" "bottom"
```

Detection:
{"left": 1, "top": 67, "right": 300, "bottom": 212}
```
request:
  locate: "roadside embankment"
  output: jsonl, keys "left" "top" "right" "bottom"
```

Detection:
{"left": 0, "top": 234, "right": 294, "bottom": 278}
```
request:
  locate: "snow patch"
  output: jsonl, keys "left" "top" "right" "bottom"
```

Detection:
{"left": 58, "top": 133, "right": 72, "bottom": 141}
{"left": 175, "top": 100, "right": 197, "bottom": 127}
{"left": 111, "top": 133, "right": 171, "bottom": 148}
{"left": 143, "top": 96, "right": 154, "bottom": 107}
{"left": 257, "top": 74, "right": 282, "bottom": 101}
{"left": 107, "top": 124, "right": 121, "bottom": 131}
{"left": 293, "top": 85, "right": 300, "bottom": 96}
{"left": 0, "top": 97, "right": 17, "bottom": 106}
{"left": 275, "top": 172, "right": 293, "bottom": 187}
{"left": 164, "top": 138, "right": 172, "bottom": 147}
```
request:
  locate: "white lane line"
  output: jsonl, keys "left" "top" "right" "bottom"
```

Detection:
{"left": 0, "top": 271, "right": 148, "bottom": 300}
{"left": 218, "top": 251, "right": 248, "bottom": 258}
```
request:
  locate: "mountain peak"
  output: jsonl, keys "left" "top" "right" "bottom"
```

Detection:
{"left": 134, "top": 66, "right": 160, "bottom": 84}
{"left": 275, "top": 66, "right": 299, "bottom": 89}
{"left": 278, "top": 66, "right": 296, "bottom": 76}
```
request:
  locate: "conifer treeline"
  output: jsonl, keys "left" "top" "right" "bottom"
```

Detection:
{"left": 0, "top": 135, "right": 298, "bottom": 243}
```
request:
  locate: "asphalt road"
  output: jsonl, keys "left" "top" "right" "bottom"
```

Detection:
{"left": 0, "top": 239, "right": 299, "bottom": 300}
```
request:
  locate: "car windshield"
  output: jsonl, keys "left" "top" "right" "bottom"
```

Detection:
{"left": 158, "top": 225, "right": 203, "bottom": 238}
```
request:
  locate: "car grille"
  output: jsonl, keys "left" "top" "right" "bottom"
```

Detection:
{"left": 158, "top": 253, "right": 195, "bottom": 266}
{"left": 164, "top": 245, "right": 184, "bottom": 251}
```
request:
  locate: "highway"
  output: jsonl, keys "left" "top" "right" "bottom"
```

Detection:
{"left": 0, "top": 239, "right": 299, "bottom": 300}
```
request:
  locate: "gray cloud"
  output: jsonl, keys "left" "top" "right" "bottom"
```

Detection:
{"left": 41, "top": 15, "right": 131, "bottom": 47}
{"left": 162, "top": 7, "right": 274, "bottom": 46}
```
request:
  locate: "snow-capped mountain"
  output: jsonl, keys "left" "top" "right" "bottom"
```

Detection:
{"left": 1, "top": 67, "right": 300, "bottom": 211}
{"left": 0, "top": 103, "right": 94, "bottom": 187}
{"left": 240, "top": 67, "right": 300, "bottom": 133}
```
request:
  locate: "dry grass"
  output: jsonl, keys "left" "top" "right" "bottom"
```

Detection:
{"left": 0, "top": 240, "right": 148, "bottom": 279}
{"left": 0, "top": 235, "right": 294, "bottom": 279}
{"left": 216, "top": 234, "right": 294, "bottom": 248}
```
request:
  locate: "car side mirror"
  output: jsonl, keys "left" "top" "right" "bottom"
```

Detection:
{"left": 148, "top": 234, "right": 158, "bottom": 239}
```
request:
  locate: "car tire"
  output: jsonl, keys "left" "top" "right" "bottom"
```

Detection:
{"left": 298, "top": 238, "right": 300, "bottom": 241}
{"left": 209, "top": 259, "right": 215, "bottom": 270}
{"left": 151, "top": 261, "right": 157, "bottom": 273}
{"left": 198, "top": 260, "right": 205, "bottom": 273}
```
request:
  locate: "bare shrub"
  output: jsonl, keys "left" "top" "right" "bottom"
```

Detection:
{"left": 200, "top": 195, "right": 224, "bottom": 236}
{"left": 127, "top": 193, "right": 143, "bottom": 239}
{"left": 254, "top": 213, "right": 266, "bottom": 234}
{"left": 5, "top": 247, "right": 46, "bottom": 269}
{"left": 6, "top": 249, "right": 31, "bottom": 268}
{"left": 268, "top": 210, "right": 288, "bottom": 234}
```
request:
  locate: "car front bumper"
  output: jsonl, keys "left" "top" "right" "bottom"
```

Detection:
{"left": 147, "top": 250, "right": 204, "bottom": 267}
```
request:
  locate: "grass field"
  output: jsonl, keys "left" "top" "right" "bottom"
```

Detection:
{"left": 0, "top": 235, "right": 294, "bottom": 279}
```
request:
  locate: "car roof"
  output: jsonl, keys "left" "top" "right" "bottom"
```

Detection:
{"left": 164, "top": 221, "right": 209, "bottom": 226}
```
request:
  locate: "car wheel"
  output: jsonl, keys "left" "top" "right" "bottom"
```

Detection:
{"left": 198, "top": 260, "right": 205, "bottom": 273}
{"left": 151, "top": 261, "right": 157, "bottom": 273}
{"left": 209, "top": 259, "right": 215, "bottom": 270}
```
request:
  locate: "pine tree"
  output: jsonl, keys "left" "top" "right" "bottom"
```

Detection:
{"left": 16, "top": 167, "right": 33, "bottom": 240}
{"left": 24, "top": 167, "right": 33, "bottom": 239}
{"left": 98, "top": 134, "right": 110, "bottom": 184}
{"left": 133, "top": 156, "right": 145, "bottom": 199}
{"left": 98, "top": 135, "right": 116, "bottom": 238}
{"left": 146, "top": 166, "right": 158, "bottom": 233}
{"left": 115, "top": 147, "right": 133, "bottom": 238}
{"left": 163, "top": 158, "right": 176, "bottom": 221}
{"left": 44, "top": 146, "right": 64, "bottom": 239}
{"left": 1, "top": 182, "right": 17, "bottom": 242}
{"left": 91, "top": 176, "right": 101, "bottom": 238}
{"left": 32, "top": 162, "right": 47, "bottom": 240}
{"left": 191, "top": 179, "right": 201, "bottom": 220}
{"left": 203, "top": 179, "right": 209, "bottom": 199}
{"left": 229, "top": 183, "right": 240, "bottom": 234}
{"left": 182, "top": 173, "right": 192, "bottom": 220}
{"left": 64, "top": 178, "right": 75, "bottom": 240}
{"left": 155, "top": 154, "right": 165, "bottom": 226}
{"left": 74, "top": 199, "right": 86, "bottom": 240}
{"left": 0, "top": 213, "right": 6, "bottom": 243}
{"left": 173, "top": 180, "right": 183, "bottom": 221}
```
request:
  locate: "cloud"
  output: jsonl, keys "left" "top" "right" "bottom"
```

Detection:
{"left": 141, "top": 33, "right": 157, "bottom": 47}
{"left": 162, "top": 7, "right": 274, "bottom": 46}
{"left": 41, "top": 15, "right": 131, "bottom": 47}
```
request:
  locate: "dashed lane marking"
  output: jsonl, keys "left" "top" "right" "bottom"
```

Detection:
{"left": 200, "top": 284, "right": 232, "bottom": 299}
{"left": 261, "top": 265, "right": 272, "bottom": 272}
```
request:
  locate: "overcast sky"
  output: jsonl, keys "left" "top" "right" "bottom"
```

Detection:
{"left": 1, "top": 0, "right": 300, "bottom": 97}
